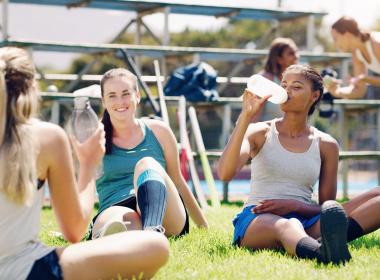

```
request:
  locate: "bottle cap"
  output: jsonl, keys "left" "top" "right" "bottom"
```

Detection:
{"left": 74, "top": 96, "right": 89, "bottom": 110}
{"left": 74, "top": 84, "right": 101, "bottom": 98}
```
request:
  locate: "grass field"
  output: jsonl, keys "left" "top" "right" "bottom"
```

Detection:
{"left": 40, "top": 203, "right": 380, "bottom": 280}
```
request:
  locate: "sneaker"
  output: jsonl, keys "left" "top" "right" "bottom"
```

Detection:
{"left": 97, "top": 221, "right": 128, "bottom": 238}
{"left": 145, "top": 225, "right": 166, "bottom": 234}
{"left": 320, "top": 200, "right": 351, "bottom": 264}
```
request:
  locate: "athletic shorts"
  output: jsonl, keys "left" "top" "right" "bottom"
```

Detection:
{"left": 26, "top": 250, "right": 63, "bottom": 280}
{"left": 89, "top": 195, "right": 189, "bottom": 239}
{"left": 232, "top": 205, "right": 320, "bottom": 246}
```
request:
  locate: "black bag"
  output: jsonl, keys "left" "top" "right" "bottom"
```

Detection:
{"left": 319, "top": 68, "right": 338, "bottom": 118}
{"left": 164, "top": 62, "right": 219, "bottom": 102}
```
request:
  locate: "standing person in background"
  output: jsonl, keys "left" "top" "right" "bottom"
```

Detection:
{"left": 90, "top": 68, "right": 208, "bottom": 240}
{"left": 328, "top": 16, "right": 380, "bottom": 99}
{"left": 257, "top": 37, "right": 299, "bottom": 120}
{"left": 0, "top": 47, "right": 169, "bottom": 280}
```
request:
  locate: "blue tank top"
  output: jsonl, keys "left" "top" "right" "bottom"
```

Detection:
{"left": 96, "top": 119, "right": 166, "bottom": 213}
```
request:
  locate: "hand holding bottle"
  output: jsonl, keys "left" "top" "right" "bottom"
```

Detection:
{"left": 71, "top": 96, "right": 104, "bottom": 178}
{"left": 70, "top": 123, "right": 105, "bottom": 171}
{"left": 241, "top": 88, "right": 271, "bottom": 120}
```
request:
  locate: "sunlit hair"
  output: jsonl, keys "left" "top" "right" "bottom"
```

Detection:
{"left": 100, "top": 68, "right": 139, "bottom": 154}
{"left": 264, "top": 37, "right": 298, "bottom": 77}
{"left": 332, "top": 16, "right": 370, "bottom": 42}
{"left": 283, "top": 64, "right": 324, "bottom": 116}
{"left": 0, "top": 47, "right": 38, "bottom": 205}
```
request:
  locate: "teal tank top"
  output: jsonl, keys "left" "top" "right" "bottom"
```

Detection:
{"left": 96, "top": 120, "right": 166, "bottom": 213}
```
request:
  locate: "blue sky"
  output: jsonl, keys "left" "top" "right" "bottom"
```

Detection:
{"left": 3, "top": 0, "right": 380, "bottom": 69}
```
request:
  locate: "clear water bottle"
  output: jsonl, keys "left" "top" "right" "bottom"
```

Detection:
{"left": 246, "top": 74, "right": 288, "bottom": 104}
{"left": 71, "top": 96, "right": 103, "bottom": 178}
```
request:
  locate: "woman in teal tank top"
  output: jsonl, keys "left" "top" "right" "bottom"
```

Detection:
{"left": 0, "top": 47, "right": 169, "bottom": 280}
{"left": 91, "top": 68, "right": 208, "bottom": 240}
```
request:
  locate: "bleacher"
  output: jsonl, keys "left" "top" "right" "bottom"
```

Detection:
{"left": 2, "top": 0, "right": 379, "bottom": 199}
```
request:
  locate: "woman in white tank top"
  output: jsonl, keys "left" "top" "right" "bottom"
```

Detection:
{"left": 219, "top": 64, "right": 380, "bottom": 264}
{"left": 0, "top": 47, "right": 169, "bottom": 280}
{"left": 328, "top": 16, "right": 380, "bottom": 98}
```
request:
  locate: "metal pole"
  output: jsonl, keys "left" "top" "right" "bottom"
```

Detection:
{"left": 161, "top": 7, "right": 170, "bottom": 79}
{"left": 223, "top": 181, "right": 229, "bottom": 203}
{"left": 339, "top": 106, "right": 349, "bottom": 199}
{"left": 306, "top": 15, "right": 315, "bottom": 51}
{"left": 377, "top": 108, "right": 380, "bottom": 184}
{"left": 2, "top": 0, "right": 9, "bottom": 41}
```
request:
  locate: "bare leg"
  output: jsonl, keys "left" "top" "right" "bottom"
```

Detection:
{"left": 58, "top": 231, "right": 169, "bottom": 280}
{"left": 343, "top": 187, "right": 380, "bottom": 233}
{"left": 92, "top": 206, "right": 143, "bottom": 238}
{"left": 133, "top": 157, "right": 186, "bottom": 236}
{"left": 240, "top": 213, "right": 308, "bottom": 255}
{"left": 307, "top": 187, "right": 380, "bottom": 239}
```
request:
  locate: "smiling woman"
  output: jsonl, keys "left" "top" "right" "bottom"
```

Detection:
{"left": 90, "top": 68, "right": 208, "bottom": 241}
{"left": 0, "top": 47, "right": 169, "bottom": 280}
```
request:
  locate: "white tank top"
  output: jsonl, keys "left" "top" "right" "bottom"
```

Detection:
{"left": 355, "top": 34, "right": 380, "bottom": 74}
{"left": 245, "top": 119, "right": 321, "bottom": 207}
{"left": 0, "top": 186, "right": 54, "bottom": 280}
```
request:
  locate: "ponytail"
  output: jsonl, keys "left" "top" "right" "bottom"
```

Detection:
{"left": 0, "top": 48, "right": 38, "bottom": 205}
{"left": 102, "top": 109, "right": 113, "bottom": 154}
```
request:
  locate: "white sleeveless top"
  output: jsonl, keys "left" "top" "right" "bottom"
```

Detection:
{"left": 355, "top": 34, "right": 380, "bottom": 74}
{"left": 245, "top": 119, "right": 321, "bottom": 207}
{"left": 0, "top": 187, "right": 54, "bottom": 280}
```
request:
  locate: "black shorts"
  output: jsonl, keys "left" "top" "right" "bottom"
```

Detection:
{"left": 89, "top": 195, "right": 189, "bottom": 239}
{"left": 26, "top": 250, "right": 63, "bottom": 280}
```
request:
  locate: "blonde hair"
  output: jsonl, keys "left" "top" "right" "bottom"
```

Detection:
{"left": 0, "top": 47, "right": 38, "bottom": 205}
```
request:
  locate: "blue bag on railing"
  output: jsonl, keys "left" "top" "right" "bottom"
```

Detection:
{"left": 164, "top": 62, "right": 219, "bottom": 102}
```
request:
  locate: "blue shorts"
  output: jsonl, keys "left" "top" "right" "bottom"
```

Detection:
{"left": 232, "top": 205, "right": 320, "bottom": 246}
{"left": 26, "top": 250, "right": 63, "bottom": 280}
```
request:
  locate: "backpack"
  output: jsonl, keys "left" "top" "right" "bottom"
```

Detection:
{"left": 164, "top": 62, "right": 219, "bottom": 102}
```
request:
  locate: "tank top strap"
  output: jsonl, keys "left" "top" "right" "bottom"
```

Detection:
{"left": 307, "top": 126, "right": 321, "bottom": 154}
{"left": 269, "top": 118, "right": 279, "bottom": 136}
{"left": 137, "top": 118, "right": 147, "bottom": 137}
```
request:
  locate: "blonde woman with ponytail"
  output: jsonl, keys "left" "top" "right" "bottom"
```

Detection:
{"left": 328, "top": 16, "right": 380, "bottom": 98}
{"left": 0, "top": 47, "right": 169, "bottom": 280}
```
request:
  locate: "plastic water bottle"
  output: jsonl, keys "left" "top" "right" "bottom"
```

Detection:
{"left": 72, "top": 96, "right": 99, "bottom": 142}
{"left": 246, "top": 74, "right": 288, "bottom": 104}
{"left": 71, "top": 96, "right": 103, "bottom": 178}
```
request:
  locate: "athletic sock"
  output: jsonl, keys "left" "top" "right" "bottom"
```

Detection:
{"left": 295, "top": 236, "right": 322, "bottom": 261}
{"left": 347, "top": 217, "right": 364, "bottom": 242}
{"left": 136, "top": 170, "right": 168, "bottom": 230}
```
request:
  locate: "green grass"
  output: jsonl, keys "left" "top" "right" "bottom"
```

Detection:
{"left": 40, "top": 204, "right": 380, "bottom": 279}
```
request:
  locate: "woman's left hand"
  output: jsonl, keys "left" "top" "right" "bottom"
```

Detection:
{"left": 71, "top": 122, "right": 106, "bottom": 168}
{"left": 252, "top": 199, "right": 300, "bottom": 216}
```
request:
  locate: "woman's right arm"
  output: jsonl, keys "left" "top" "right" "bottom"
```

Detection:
{"left": 328, "top": 52, "right": 368, "bottom": 99}
{"left": 218, "top": 89, "right": 269, "bottom": 181}
{"left": 43, "top": 123, "right": 104, "bottom": 243}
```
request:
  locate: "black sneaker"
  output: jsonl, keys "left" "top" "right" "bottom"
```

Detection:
{"left": 320, "top": 200, "right": 351, "bottom": 264}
